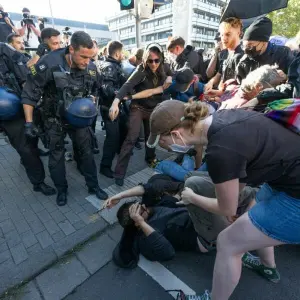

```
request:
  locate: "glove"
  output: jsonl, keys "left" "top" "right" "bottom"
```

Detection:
{"left": 24, "top": 122, "right": 39, "bottom": 139}
{"left": 36, "top": 43, "right": 50, "bottom": 57}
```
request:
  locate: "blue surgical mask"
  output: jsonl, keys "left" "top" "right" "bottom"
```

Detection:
{"left": 169, "top": 144, "right": 194, "bottom": 153}
{"left": 169, "top": 131, "right": 194, "bottom": 153}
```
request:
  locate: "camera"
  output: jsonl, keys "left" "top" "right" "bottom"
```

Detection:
{"left": 22, "top": 13, "right": 36, "bottom": 26}
{"left": 62, "top": 27, "right": 72, "bottom": 36}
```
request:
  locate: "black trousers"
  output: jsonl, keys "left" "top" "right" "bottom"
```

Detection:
{"left": 1, "top": 116, "right": 45, "bottom": 185}
{"left": 100, "top": 106, "right": 128, "bottom": 169}
{"left": 45, "top": 121, "right": 98, "bottom": 192}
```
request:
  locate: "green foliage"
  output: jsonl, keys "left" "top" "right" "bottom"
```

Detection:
{"left": 268, "top": 0, "right": 300, "bottom": 38}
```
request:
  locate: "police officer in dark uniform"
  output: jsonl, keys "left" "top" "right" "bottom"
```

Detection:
{"left": 0, "top": 42, "right": 55, "bottom": 195}
{"left": 98, "top": 41, "right": 128, "bottom": 178}
{"left": 237, "top": 17, "right": 295, "bottom": 83}
{"left": 21, "top": 31, "right": 108, "bottom": 206}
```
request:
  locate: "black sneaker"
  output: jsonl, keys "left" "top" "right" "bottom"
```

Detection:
{"left": 100, "top": 166, "right": 114, "bottom": 178}
{"left": 88, "top": 186, "right": 108, "bottom": 200}
{"left": 33, "top": 183, "right": 56, "bottom": 196}
{"left": 146, "top": 158, "right": 160, "bottom": 168}
{"left": 56, "top": 191, "right": 67, "bottom": 206}
{"left": 115, "top": 178, "right": 124, "bottom": 186}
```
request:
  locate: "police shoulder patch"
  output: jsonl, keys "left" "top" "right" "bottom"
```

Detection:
{"left": 38, "top": 64, "right": 46, "bottom": 71}
{"left": 30, "top": 65, "right": 37, "bottom": 76}
{"left": 89, "top": 70, "right": 96, "bottom": 76}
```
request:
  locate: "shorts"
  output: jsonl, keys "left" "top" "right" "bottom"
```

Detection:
{"left": 249, "top": 183, "right": 300, "bottom": 244}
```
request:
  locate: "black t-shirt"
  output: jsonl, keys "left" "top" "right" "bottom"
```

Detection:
{"left": 219, "top": 45, "right": 243, "bottom": 82}
{"left": 206, "top": 109, "right": 300, "bottom": 198}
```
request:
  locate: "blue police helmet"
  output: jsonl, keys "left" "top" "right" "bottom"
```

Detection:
{"left": 64, "top": 98, "right": 98, "bottom": 128}
{"left": 0, "top": 88, "right": 21, "bottom": 120}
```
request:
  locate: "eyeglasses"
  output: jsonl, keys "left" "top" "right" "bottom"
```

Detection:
{"left": 147, "top": 59, "right": 160, "bottom": 64}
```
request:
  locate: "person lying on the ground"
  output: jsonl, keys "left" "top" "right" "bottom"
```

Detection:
{"left": 103, "top": 174, "right": 201, "bottom": 267}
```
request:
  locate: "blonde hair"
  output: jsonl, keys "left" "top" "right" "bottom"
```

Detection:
{"left": 220, "top": 17, "right": 243, "bottom": 30}
{"left": 179, "top": 102, "right": 209, "bottom": 133}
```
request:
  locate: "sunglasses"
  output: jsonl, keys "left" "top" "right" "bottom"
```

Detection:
{"left": 147, "top": 59, "right": 160, "bottom": 64}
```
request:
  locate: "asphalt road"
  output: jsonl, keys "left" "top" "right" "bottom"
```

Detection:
{"left": 65, "top": 244, "right": 300, "bottom": 300}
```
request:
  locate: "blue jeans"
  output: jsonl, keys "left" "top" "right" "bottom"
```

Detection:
{"left": 155, "top": 155, "right": 208, "bottom": 182}
{"left": 249, "top": 184, "right": 300, "bottom": 244}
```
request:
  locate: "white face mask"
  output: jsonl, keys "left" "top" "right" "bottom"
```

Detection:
{"left": 169, "top": 131, "right": 194, "bottom": 153}
{"left": 169, "top": 143, "right": 194, "bottom": 153}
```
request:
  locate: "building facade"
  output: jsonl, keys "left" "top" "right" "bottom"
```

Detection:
{"left": 9, "top": 12, "right": 117, "bottom": 47}
{"left": 107, "top": 0, "right": 225, "bottom": 51}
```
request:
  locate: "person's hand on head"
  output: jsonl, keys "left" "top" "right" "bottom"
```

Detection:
{"left": 129, "top": 203, "right": 144, "bottom": 226}
{"left": 176, "top": 187, "right": 196, "bottom": 206}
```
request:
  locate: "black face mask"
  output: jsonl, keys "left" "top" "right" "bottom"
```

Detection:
{"left": 244, "top": 46, "right": 261, "bottom": 59}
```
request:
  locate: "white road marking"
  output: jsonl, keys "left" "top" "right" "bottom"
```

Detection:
{"left": 138, "top": 255, "right": 196, "bottom": 299}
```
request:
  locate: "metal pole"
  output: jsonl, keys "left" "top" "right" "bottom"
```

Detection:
{"left": 135, "top": 0, "right": 141, "bottom": 47}
{"left": 48, "top": 0, "right": 55, "bottom": 27}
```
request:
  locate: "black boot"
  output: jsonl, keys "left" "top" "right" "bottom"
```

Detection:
{"left": 33, "top": 183, "right": 56, "bottom": 196}
{"left": 88, "top": 186, "right": 108, "bottom": 200}
{"left": 99, "top": 166, "right": 114, "bottom": 178}
{"left": 56, "top": 191, "right": 67, "bottom": 206}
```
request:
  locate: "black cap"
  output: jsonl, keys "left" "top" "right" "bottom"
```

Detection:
{"left": 174, "top": 68, "right": 195, "bottom": 92}
{"left": 243, "top": 17, "right": 272, "bottom": 42}
{"left": 22, "top": 7, "right": 30, "bottom": 13}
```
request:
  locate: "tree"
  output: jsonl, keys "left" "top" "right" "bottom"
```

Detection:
{"left": 268, "top": 0, "right": 300, "bottom": 38}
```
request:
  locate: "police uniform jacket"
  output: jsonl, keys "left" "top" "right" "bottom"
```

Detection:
{"left": 97, "top": 56, "right": 127, "bottom": 108}
{"left": 0, "top": 43, "right": 28, "bottom": 95}
{"left": 21, "top": 47, "right": 101, "bottom": 115}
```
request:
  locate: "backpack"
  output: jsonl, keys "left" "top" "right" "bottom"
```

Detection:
{"left": 264, "top": 98, "right": 300, "bottom": 134}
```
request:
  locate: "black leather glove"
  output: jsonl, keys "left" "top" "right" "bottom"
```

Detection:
{"left": 24, "top": 122, "right": 39, "bottom": 139}
{"left": 36, "top": 43, "right": 50, "bottom": 57}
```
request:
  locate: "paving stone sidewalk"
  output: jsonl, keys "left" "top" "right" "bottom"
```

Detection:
{"left": 0, "top": 123, "right": 171, "bottom": 296}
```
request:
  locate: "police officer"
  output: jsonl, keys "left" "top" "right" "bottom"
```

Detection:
{"left": 21, "top": 31, "right": 108, "bottom": 206}
{"left": 97, "top": 41, "right": 128, "bottom": 178}
{"left": 0, "top": 42, "right": 55, "bottom": 195}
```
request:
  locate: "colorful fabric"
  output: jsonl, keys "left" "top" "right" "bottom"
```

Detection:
{"left": 264, "top": 99, "right": 300, "bottom": 134}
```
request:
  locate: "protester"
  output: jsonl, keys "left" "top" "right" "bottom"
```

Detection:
{"left": 147, "top": 100, "right": 300, "bottom": 299}
{"left": 109, "top": 43, "right": 173, "bottom": 186}
{"left": 205, "top": 17, "right": 243, "bottom": 92}
{"left": 167, "top": 36, "right": 206, "bottom": 82}
{"left": 128, "top": 48, "right": 144, "bottom": 67}
{"left": 236, "top": 16, "right": 295, "bottom": 83}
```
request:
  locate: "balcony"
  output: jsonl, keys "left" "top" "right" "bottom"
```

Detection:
{"left": 119, "top": 31, "right": 136, "bottom": 39}
{"left": 151, "top": 4, "right": 173, "bottom": 18}
{"left": 191, "top": 33, "right": 215, "bottom": 41}
{"left": 192, "top": 0, "right": 221, "bottom": 15}
{"left": 142, "top": 22, "right": 173, "bottom": 34}
{"left": 192, "top": 16, "right": 219, "bottom": 29}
